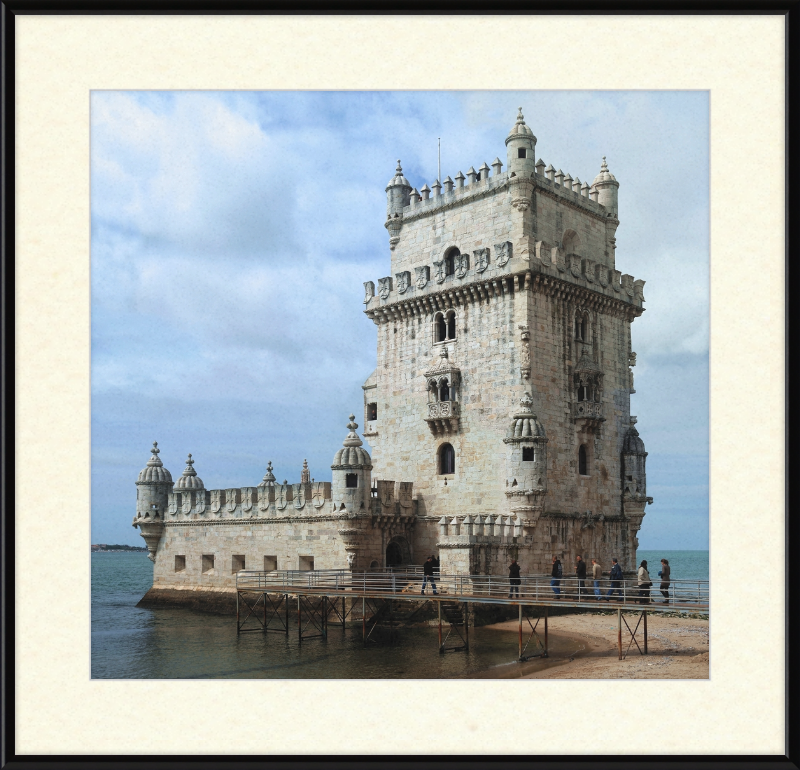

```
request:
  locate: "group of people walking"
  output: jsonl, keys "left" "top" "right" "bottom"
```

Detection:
{"left": 544, "top": 556, "right": 671, "bottom": 604}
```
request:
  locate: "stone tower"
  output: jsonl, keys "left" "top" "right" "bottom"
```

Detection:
{"left": 362, "top": 108, "right": 653, "bottom": 572}
{"left": 133, "top": 442, "right": 173, "bottom": 561}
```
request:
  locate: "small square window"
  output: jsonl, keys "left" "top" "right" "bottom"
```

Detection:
{"left": 346, "top": 473, "right": 358, "bottom": 488}
{"left": 232, "top": 554, "right": 245, "bottom": 573}
{"left": 518, "top": 148, "right": 526, "bottom": 158}
{"left": 367, "top": 403, "right": 377, "bottom": 421}
{"left": 264, "top": 555, "right": 277, "bottom": 571}
{"left": 202, "top": 554, "right": 215, "bottom": 574}
{"left": 299, "top": 555, "right": 315, "bottom": 571}
{"left": 522, "top": 447, "right": 535, "bottom": 462}
{"left": 174, "top": 555, "right": 186, "bottom": 572}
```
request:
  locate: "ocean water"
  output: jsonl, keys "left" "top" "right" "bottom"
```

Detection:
{"left": 636, "top": 550, "right": 709, "bottom": 582}
{"left": 91, "top": 553, "right": 583, "bottom": 680}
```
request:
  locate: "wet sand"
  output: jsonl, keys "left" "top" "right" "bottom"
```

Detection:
{"left": 475, "top": 610, "right": 709, "bottom": 679}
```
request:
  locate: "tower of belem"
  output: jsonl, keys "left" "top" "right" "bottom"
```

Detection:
{"left": 133, "top": 109, "right": 652, "bottom": 594}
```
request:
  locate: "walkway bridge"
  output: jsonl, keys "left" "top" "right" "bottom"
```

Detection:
{"left": 235, "top": 570, "right": 708, "bottom": 662}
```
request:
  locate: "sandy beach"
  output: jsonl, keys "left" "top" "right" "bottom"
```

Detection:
{"left": 478, "top": 610, "right": 709, "bottom": 679}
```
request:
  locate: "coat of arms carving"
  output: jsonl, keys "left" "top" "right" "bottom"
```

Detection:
{"left": 363, "top": 280, "right": 375, "bottom": 304}
{"left": 182, "top": 494, "right": 192, "bottom": 515}
{"left": 395, "top": 271, "right": 411, "bottom": 294}
{"left": 432, "top": 259, "right": 445, "bottom": 284}
{"left": 226, "top": 489, "right": 238, "bottom": 513}
{"left": 276, "top": 483, "right": 290, "bottom": 510}
{"left": 377, "top": 479, "right": 395, "bottom": 512}
{"left": 474, "top": 247, "right": 490, "bottom": 273}
{"left": 211, "top": 490, "right": 222, "bottom": 515}
{"left": 242, "top": 488, "right": 253, "bottom": 512}
{"left": 293, "top": 483, "right": 306, "bottom": 510}
{"left": 397, "top": 481, "right": 413, "bottom": 511}
{"left": 258, "top": 487, "right": 272, "bottom": 511}
{"left": 312, "top": 481, "right": 330, "bottom": 509}
{"left": 378, "top": 276, "right": 392, "bottom": 300}
{"left": 494, "top": 241, "right": 512, "bottom": 267}
{"left": 168, "top": 495, "right": 178, "bottom": 515}
{"left": 195, "top": 491, "right": 206, "bottom": 514}
{"left": 454, "top": 253, "right": 469, "bottom": 279}
{"left": 415, "top": 265, "right": 429, "bottom": 290}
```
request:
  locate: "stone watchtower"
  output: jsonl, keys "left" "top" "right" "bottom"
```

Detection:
{"left": 363, "top": 108, "right": 653, "bottom": 574}
{"left": 133, "top": 442, "right": 173, "bottom": 561}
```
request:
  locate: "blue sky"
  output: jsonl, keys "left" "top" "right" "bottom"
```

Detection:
{"left": 91, "top": 90, "right": 709, "bottom": 549}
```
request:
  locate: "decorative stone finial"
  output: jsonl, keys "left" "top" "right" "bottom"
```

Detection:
{"left": 260, "top": 461, "right": 276, "bottom": 486}
{"left": 517, "top": 107, "right": 525, "bottom": 124}
{"left": 182, "top": 454, "right": 196, "bottom": 475}
{"left": 342, "top": 414, "right": 364, "bottom": 448}
{"left": 301, "top": 458, "right": 310, "bottom": 484}
{"left": 630, "top": 415, "right": 638, "bottom": 426}
{"left": 601, "top": 156, "right": 608, "bottom": 172}
{"left": 147, "top": 441, "right": 163, "bottom": 466}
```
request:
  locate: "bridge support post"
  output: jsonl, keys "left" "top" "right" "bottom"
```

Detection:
{"left": 285, "top": 594, "right": 289, "bottom": 635}
{"left": 643, "top": 611, "right": 647, "bottom": 654}
{"left": 236, "top": 590, "right": 240, "bottom": 636}
{"left": 297, "top": 595, "right": 302, "bottom": 642}
{"left": 518, "top": 604, "right": 523, "bottom": 659}
{"left": 438, "top": 601, "right": 443, "bottom": 652}
{"left": 617, "top": 608, "right": 622, "bottom": 660}
{"left": 464, "top": 602, "right": 469, "bottom": 651}
{"left": 263, "top": 592, "right": 267, "bottom": 632}
{"left": 544, "top": 606, "right": 549, "bottom": 656}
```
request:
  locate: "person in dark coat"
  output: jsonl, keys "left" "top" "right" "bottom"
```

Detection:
{"left": 508, "top": 559, "right": 521, "bottom": 598}
{"left": 550, "top": 555, "right": 562, "bottom": 597}
{"left": 421, "top": 556, "right": 438, "bottom": 595}
{"left": 658, "top": 558, "right": 671, "bottom": 603}
{"left": 605, "top": 558, "right": 623, "bottom": 601}
{"left": 431, "top": 554, "right": 440, "bottom": 576}
{"left": 576, "top": 555, "right": 587, "bottom": 600}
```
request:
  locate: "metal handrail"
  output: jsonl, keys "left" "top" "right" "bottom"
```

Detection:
{"left": 236, "top": 570, "right": 709, "bottom": 608}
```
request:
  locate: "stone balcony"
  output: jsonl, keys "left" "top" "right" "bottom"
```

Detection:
{"left": 573, "top": 400, "right": 604, "bottom": 432}
{"left": 425, "top": 400, "right": 460, "bottom": 435}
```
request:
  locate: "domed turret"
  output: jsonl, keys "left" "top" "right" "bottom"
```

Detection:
{"left": 174, "top": 453, "right": 203, "bottom": 490}
{"left": 503, "top": 393, "right": 548, "bottom": 526}
{"left": 592, "top": 156, "right": 619, "bottom": 215}
{"left": 385, "top": 159, "right": 412, "bottom": 217}
{"left": 505, "top": 107, "right": 537, "bottom": 177}
{"left": 258, "top": 461, "right": 276, "bottom": 489}
{"left": 331, "top": 414, "right": 372, "bottom": 514}
{"left": 622, "top": 417, "right": 648, "bottom": 498}
{"left": 134, "top": 441, "right": 173, "bottom": 561}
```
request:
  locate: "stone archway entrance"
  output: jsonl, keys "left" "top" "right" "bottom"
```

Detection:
{"left": 386, "top": 536, "right": 411, "bottom": 567}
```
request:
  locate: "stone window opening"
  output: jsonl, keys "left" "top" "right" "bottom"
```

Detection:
{"left": 201, "top": 554, "right": 215, "bottom": 574}
{"left": 438, "top": 378, "right": 450, "bottom": 402}
{"left": 522, "top": 447, "right": 535, "bottom": 462}
{"left": 575, "top": 315, "right": 587, "bottom": 341}
{"left": 367, "top": 402, "right": 377, "bottom": 421}
{"left": 174, "top": 555, "right": 186, "bottom": 572}
{"left": 299, "top": 555, "right": 315, "bottom": 571}
{"left": 439, "top": 442, "right": 455, "bottom": 475}
{"left": 232, "top": 554, "right": 245, "bottom": 573}
{"left": 264, "top": 555, "right": 277, "bottom": 571}
{"left": 434, "top": 310, "right": 457, "bottom": 344}
{"left": 578, "top": 445, "right": 589, "bottom": 476}
{"left": 346, "top": 473, "right": 358, "bottom": 488}
{"left": 443, "top": 246, "right": 459, "bottom": 277}
{"left": 518, "top": 148, "right": 526, "bottom": 159}
{"left": 577, "top": 383, "right": 587, "bottom": 402}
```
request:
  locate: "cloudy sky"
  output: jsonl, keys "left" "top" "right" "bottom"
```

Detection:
{"left": 91, "top": 90, "right": 708, "bottom": 550}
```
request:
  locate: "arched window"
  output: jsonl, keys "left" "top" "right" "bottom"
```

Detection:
{"left": 447, "top": 311, "right": 456, "bottom": 340}
{"left": 562, "top": 229, "right": 581, "bottom": 257}
{"left": 444, "top": 247, "right": 459, "bottom": 277}
{"left": 577, "top": 382, "right": 587, "bottom": 402}
{"left": 439, "top": 379, "right": 450, "bottom": 402}
{"left": 435, "top": 312, "right": 447, "bottom": 342}
{"left": 578, "top": 445, "right": 588, "bottom": 476}
{"left": 440, "top": 443, "right": 455, "bottom": 475}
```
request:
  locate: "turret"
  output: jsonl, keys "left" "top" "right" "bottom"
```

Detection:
{"left": 505, "top": 107, "right": 537, "bottom": 177}
{"left": 592, "top": 156, "right": 619, "bottom": 215}
{"left": 622, "top": 417, "right": 649, "bottom": 501}
{"left": 385, "top": 159, "right": 411, "bottom": 217}
{"left": 133, "top": 441, "right": 173, "bottom": 561}
{"left": 503, "top": 393, "right": 548, "bottom": 529}
{"left": 331, "top": 414, "right": 373, "bottom": 514}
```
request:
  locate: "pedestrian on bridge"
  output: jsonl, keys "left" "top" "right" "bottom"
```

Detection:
{"left": 550, "top": 555, "right": 562, "bottom": 597}
{"left": 508, "top": 559, "right": 521, "bottom": 598}
{"left": 658, "top": 558, "right": 671, "bottom": 604}
{"left": 605, "top": 558, "right": 623, "bottom": 601}
{"left": 576, "top": 555, "right": 587, "bottom": 600}
{"left": 421, "top": 556, "right": 438, "bottom": 596}
{"left": 637, "top": 560, "right": 652, "bottom": 604}
{"left": 591, "top": 558, "right": 603, "bottom": 599}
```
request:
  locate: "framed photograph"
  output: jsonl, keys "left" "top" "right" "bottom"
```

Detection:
{"left": 6, "top": 6, "right": 791, "bottom": 765}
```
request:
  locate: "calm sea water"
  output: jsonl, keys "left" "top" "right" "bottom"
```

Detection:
{"left": 91, "top": 550, "right": 709, "bottom": 679}
{"left": 636, "top": 550, "right": 709, "bottom": 582}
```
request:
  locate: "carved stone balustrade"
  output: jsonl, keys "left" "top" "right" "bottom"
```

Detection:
{"left": 573, "top": 399, "right": 604, "bottom": 432}
{"left": 425, "top": 400, "right": 460, "bottom": 434}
